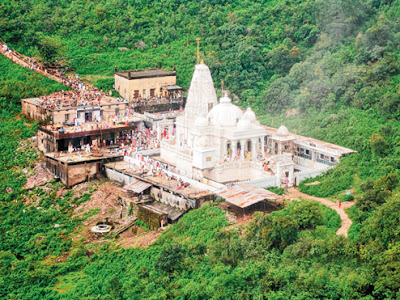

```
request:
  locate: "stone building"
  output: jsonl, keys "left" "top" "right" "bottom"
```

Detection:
{"left": 161, "top": 63, "right": 269, "bottom": 183}
{"left": 160, "top": 62, "right": 356, "bottom": 187}
{"left": 114, "top": 68, "right": 182, "bottom": 101}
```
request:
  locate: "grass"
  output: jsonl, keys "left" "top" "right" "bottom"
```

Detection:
{"left": 52, "top": 271, "right": 84, "bottom": 294}
{"left": 83, "top": 208, "right": 101, "bottom": 219}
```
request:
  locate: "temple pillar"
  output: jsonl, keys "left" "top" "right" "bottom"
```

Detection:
{"left": 251, "top": 138, "right": 257, "bottom": 161}
{"left": 231, "top": 140, "right": 237, "bottom": 161}
{"left": 223, "top": 139, "right": 228, "bottom": 160}
{"left": 168, "top": 124, "right": 173, "bottom": 137}
{"left": 276, "top": 164, "right": 281, "bottom": 187}
{"left": 261, "top": 137, "right": 266, "bottom": 158}
{"left": 288, "top": 165, "right": 294, "bottom": 187}
{"left": 240, "top": 139, "right": 246, "bottom": 160}
{"left": 156, "top": 123, "right": 161, "bottom": 141}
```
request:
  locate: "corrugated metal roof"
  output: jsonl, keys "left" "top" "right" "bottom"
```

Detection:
{"left": 124, "top": 179, "right": 152, "bottom": 193}
{"left": 217, "top": 184, "right": 282, "bottom": 208}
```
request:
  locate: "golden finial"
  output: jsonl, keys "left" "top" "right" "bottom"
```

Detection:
{"left": 196, "top": 37, "right": 201, "bottom": 64}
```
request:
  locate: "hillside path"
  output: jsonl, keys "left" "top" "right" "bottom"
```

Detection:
{"left": 286, "top": 187, "right": 355, "bottom": 237}
{"left": 0, "top": 44, "right": 64, "bottom": 83}
{"left": 0, "top": 41, "right": 105, "bottom": 95}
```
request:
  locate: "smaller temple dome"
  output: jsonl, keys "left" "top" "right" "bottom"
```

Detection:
{"left": 237, "top": 117, "right": 251, "bottom": 130}
{"left": 207, "top": 94, "right": 243, "bottom": 127}
{"left": 194, "top": 116, "right": 208, "bottom": 127}
{"left": 220, "top": 94, "right": 231, "bottom": 104}
{"left": 277, "top": 125, "right": 290, "bottom": 136}
{"left": 243, "top": 107, "right": 256, "bottom": 121}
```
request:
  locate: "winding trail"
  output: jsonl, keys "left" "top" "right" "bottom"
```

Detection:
{"left": 286, "top": 187, "right": 355, "bottom": 237}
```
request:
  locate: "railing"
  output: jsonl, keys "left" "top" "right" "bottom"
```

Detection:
{"left": 144, "top": 111, "right": 182, "bottom": 121}
{"left": 297, "top": 153, "right": 312, "bottom": 160}
{"left": 42, "top": 123, "right": 137, "bottom": 139}
{"left": 215, "top": 160, "right": 264, "bottom": 171}
{"left": 294, "top": 166, "right": 329, "bottom": 183}
{"left": 237, "top": 176, "right": 278, "bottom": 188}
{"left": 138, "top": 149, "right": 160, "bottom": 156}
{"left": 294, "top": 141, "right": 341, "bottom": 157}
{"left": 316, "top": 157, "right": 336, "bottom": 167}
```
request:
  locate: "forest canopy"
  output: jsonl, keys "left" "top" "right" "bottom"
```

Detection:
{"left": 1, "top": 0, "right": 400, "bottom": 298}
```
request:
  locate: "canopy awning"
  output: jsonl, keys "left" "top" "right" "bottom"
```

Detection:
{"left": 124, "top": 179, "right": 152, "bottom": 193}
{"left": 161, "top": 84, "right": 182, "bottom": 90}
{"left": 217, "top": 184, "right": 283, "bottom": 208}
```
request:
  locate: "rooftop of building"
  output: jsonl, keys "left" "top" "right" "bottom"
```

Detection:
{"left": 39, "top": 120, "right": 139, "bottom": 138}
{"left": 22, "top": 94, "right": 127, "bottom": 111}
{"left": 263, "top": 125, "right": 356, "bottom": 156}
{"left": 45, "top": 150, "right": 123, "bottom": 164}
{"left": 104, "top": 161, "right": 214, "bottom": 199}
{"left": 137, "top": 174, "right": 214, "bottom": 199}
{"left": 115, "top": 68, "right": 176, "bottom": 80}
{"left": 218, "top": 184, "right": 283, "bottom": 208}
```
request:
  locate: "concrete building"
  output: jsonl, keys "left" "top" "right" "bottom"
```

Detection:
{"left": 45, "top": 151, "right": 123, "bottom": 188}
{"left": 38, "top": 122, "right": 138, "bottom": 153}
{"left": 22, "top": 96, "right": 129, "bottom": 125}
{"left": 114, "top": 68, "right": 182, "bottom": 101}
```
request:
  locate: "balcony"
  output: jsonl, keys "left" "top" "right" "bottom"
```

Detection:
{"left": 316, "top": 157, "right": 336, "bottom": 167}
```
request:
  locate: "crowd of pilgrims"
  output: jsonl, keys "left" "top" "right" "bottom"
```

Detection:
{"left": 36, "top": 89, "right": 124, "bottom": 110}
{"left": 64, "top": 127, "right": 162, "bottom": 153}
{"left": 0, "top": 42, "right": 123, "bottom": 107}
{"left": 63, "top": 125, "right": 192, "bottom": 190}
{"left": 129, "top": 94, "right": 183, "bottom": 108}
{"left": 119, "top": 128, "right": 161, "bottom": 152}
{"left": 1, "top": 42, "right": 182, "bottom": 111}
{"left": 126, "top": 152, "right": 192, "bottom": 191}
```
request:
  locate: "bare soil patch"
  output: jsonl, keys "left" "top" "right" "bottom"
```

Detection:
{"left": 117, "top": 227, "right": 163, "bottom": 248}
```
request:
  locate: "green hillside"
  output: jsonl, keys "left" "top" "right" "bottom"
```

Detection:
{"left": 1, "top": 0, "right": 400, "bottom": 298}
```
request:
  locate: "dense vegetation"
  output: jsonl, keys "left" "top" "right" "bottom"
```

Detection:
{"left": 2, "top": 0, "right": 400, "bottom": 298}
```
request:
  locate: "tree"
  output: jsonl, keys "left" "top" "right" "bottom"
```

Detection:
{"left": 156, "top": 244, "right": 186, "bottom": 273}
{"left": 36, "top": 35, "right": 64, "bottom": 65}
{"left": 370, "top": 133, "right": 388, "bottom": 157}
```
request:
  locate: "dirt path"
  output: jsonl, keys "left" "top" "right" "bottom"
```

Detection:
{"left": 0, "top": 42, "right": 105, "bottom": 94}
{"left": 286, "top": 188, "right": 355, "bottom": 237}
{"left": 1, "top": 46, "right": 64, "bottom": 83}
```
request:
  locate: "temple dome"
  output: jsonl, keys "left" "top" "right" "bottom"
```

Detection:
{"left": 243, "top": 107, "right": 256, "bottom": 121}
{"left": 207, "top": 95, "right": 243, "bottom": 127}
{"left": 194, "top": 116, "right": 208, "bottom": 127}
{"left": 277, "top": 125, "right": 290, "bottom": 136}
{"left": 237, "top": 117, "right": 251, "bottom": 129}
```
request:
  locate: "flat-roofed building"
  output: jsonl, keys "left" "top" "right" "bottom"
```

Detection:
{"left": 38, "top": 122, "right": 137, "bottom": 153}
{"left": 22, "top": 96, "right": 129, "bottom": 125}
{"left": 114, "top": 68, "right": 181, "bottom": 101}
